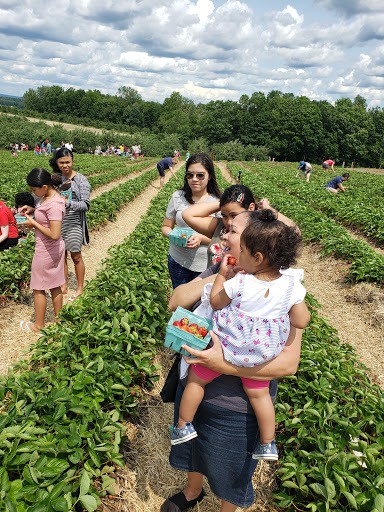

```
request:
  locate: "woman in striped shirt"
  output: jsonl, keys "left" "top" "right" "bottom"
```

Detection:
{"left": 49, "top": 148, "right": 91, "bottom": 302}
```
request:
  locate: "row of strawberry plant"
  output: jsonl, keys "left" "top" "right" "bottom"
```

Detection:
{"left": 247, "top": 162, "right": 384, "bottom": 245}
{"left": 275, "top": 294, "right": 384, "bottom": 511}
{"left": 0, "top": 166, "right": 159, "bottom": 300}
{"left": 87, "top": 159, "right": 156, "bottom": 189}
{"left": 0, "top": 166, "right": 228, "bottom": 510}
{"left": 0, "top": 172, "right": 186, "bottom": 511}
{"left": 231, "top": 164, "right": 384, "bottom": 285}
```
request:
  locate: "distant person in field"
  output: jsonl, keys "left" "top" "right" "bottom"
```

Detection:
{"left": 296, "top": 161, "right": 312, "bottom": 182}
{"left": 323, "top": 173, "right": 349, "bottom": 193}
{"left": 157, "top": 156, "right": 178, "bottom": 188}
{"left": 65, "top": 141, "right": 73, "bottom": 152}
{"left": 45, "top": 140, "right": 52, "bottom": 156}
{"left": 322, "top": 159, "right": 335, "bottom": 172}
{"left": 34, "top": 142, "right": 41, "bottom": 156}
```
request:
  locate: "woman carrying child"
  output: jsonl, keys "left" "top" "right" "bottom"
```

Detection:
{"left": 171, "top": 210, "right": 310, "bottom": 462}
{"left": 20, "top": 168, "right": 65, "bottom": 333}
{"left": 162, "top": 208, "right": 305, "bottom": 512}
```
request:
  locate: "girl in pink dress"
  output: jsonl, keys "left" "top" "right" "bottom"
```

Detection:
{"left": 20, "top": 168, "right": 66, "bottom": 333}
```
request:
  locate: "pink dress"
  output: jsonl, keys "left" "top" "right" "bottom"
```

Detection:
{"left": 30, "top": 195, "right": 66, "bottom": 290}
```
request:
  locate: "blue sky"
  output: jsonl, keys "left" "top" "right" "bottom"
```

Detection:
{"left": 0, "top": 0, "right": 384, "bottom": 107}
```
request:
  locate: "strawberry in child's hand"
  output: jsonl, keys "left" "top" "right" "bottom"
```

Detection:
{"left": 198, "top": 326, "right": 208, "bottom": 337}
{"left": 228, "top": 257, "right": 237, "bottom": 265}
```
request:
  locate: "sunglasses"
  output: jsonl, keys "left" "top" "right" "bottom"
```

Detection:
{"left": 185, "top": 172, "right": 208, "bottom": 180}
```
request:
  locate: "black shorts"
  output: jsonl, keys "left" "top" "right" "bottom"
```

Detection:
{"left": 0, "top": 237, "right": 18, "bottom": 251}
{"left": 157, "top": 164, "right": 165, "bottom": 177}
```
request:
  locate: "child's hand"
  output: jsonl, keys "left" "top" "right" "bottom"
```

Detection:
{"left": 219, "top": 254, "right": 242, "bottom": 279}
{"left": 22, "top": 215, "right": 35, "bottom": 229}
{"left": 186, "top": 233, "right": 201, "bottom": 249}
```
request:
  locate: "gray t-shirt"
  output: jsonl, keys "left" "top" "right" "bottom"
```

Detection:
{"left": 183, "top": 261, "right": 278, "bottom": 413}
{"left": 165, "top": 190, "right": 220, "bottom": 273}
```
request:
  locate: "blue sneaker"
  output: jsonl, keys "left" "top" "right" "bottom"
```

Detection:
{"left": 252, "top": 440, "right": 278, "bottom": 460}
{"left": 170, "top": 422, "right": 198, "bottom": 445}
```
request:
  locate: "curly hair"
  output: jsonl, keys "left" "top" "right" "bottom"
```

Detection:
{"left": 241, "top": 209, "right": 302, "bottom": 270}
{"left": 14, "top": 192, "right": 35, "bottom": 208}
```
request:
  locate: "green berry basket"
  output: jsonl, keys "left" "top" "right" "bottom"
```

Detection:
{"left": 164, "top": 306, "right": 212, "bottom": 357}
{"left": 168, "top": 227, "right": 194, "bottom": 247}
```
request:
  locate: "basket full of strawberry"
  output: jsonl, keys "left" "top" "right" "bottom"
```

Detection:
{"left": 164, "top": 306, "right": 212, "bottom": 356}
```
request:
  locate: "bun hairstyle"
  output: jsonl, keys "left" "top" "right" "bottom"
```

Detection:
{"left": 26, "top": 167, "right": 61, "bottom": 190}
{"left": 49, "top": 147, "right": 73, "bottom": 173}
{"left": 242, "top": 209, "right": 302, "bottom": 270}
{"left": 220, "top": 184, "right": 255, "bottom": 210}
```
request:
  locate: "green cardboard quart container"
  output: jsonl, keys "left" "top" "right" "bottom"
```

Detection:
{"left": 168, "top": 227, "right": 194, "bottom": 247}
{"left": 165, "top": 306, "right": 212, "bottom": 357}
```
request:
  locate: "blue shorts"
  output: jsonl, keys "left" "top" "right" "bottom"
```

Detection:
{"left": 169, "top": 381, "right": 260, "bottom": 508}
{"left": 167, "top": 255, "right": 200, "bottom": 289}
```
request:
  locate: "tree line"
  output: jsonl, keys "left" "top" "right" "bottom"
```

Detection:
{"left": 10, "top": 85, "right": 384, "bottom": 166}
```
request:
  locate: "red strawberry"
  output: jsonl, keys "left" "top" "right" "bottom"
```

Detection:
{"left": 180, "top": 318, "right": 189, "bottom": 326}
{"left": 228, "top": 257, "right": 237, "bottom": 265}
{"left": 173, "top": 320, "right": 181, "bottom": 327}
{"left": 198, "top": 326, "right": 208, "bottom": 337}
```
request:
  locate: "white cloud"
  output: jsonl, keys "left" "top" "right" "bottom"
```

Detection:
{"left": 0, "top": 0, "right": 383, "bottom": 107}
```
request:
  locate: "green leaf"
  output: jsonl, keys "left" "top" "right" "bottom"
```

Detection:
{"left": 309, "top": 483, "right": 327, "bottom": 498}
{"left": 324, "top": 477, "right": 336, "bottom": 500}
{"left": 342, "top": 491, "right": 358, "bottom": 509}
{"left": 374, "top": 495, "right": 384, "bottom": 512}
{"left": 79, "top": 494, "right": 98, "bottom": 512}
{"left": 40, "top": 459, "right": 70, "bottom": 478}
{"left": 79, "top": 470, "right": 90, "bottom": 497}
{"left": 51, "top": 497, "right": 69, "bottom": 512}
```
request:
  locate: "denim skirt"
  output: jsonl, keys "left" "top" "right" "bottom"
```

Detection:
{"left": 169, "top": 382, "right": 260, "bottom": 508}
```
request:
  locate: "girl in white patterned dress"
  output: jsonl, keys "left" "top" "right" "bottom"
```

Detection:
{"left": 171, "top": 209, "right": 311, "bottom": 460}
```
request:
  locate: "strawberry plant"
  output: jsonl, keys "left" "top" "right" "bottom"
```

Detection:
{"left": 230, "top": 164, "right": 384, "bottom": 286}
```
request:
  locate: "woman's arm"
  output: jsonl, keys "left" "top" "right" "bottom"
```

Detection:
{"left": 23, "top": 216, "right": 62, "bottom": 241}
{"left": 258, "top": 198, "right": 299, "bottom": 231}
{"left": 0, "top": 225, "right": 9, "bottom": 243}
{"left": 168, "top": 273, "right": 217, "bottom": 311}
{"left": 182, "top": 327, "right": 302, "bottom": 379}
{"left": 182, "top": 201, "right": 220, "bottom": 237}
{"left": 161, "top": 217, "right": 175, "bottom": 238}
{"left": 67, "top": 175, "right": 91, "bottom": 212}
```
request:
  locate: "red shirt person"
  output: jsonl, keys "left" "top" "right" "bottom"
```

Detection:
{"left": 0, "top": 200, "right": 19, "bottom": 251}
{"left": 322, "top": 159, "right": 335, "bottom": 172}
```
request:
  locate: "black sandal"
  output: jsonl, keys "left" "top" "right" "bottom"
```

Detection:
{"left": 160, "top": 488, "right": 206, "bottom": 512}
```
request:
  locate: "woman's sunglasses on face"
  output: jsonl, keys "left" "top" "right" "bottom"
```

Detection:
{"left": 185, "top": 172, "right": 208, "bottom": 180}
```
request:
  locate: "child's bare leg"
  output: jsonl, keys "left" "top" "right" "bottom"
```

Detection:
{"left": 243, "top": 385, "right": 275, "bottom": 445}
{"left": 33, "top": 289, "right": 47, "bottom": 330}
{"left": 178, "top": 369, "right": 212, "bottom": 428}
{"left": 50, "top": 286, "right": 63, "bottom": 319}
